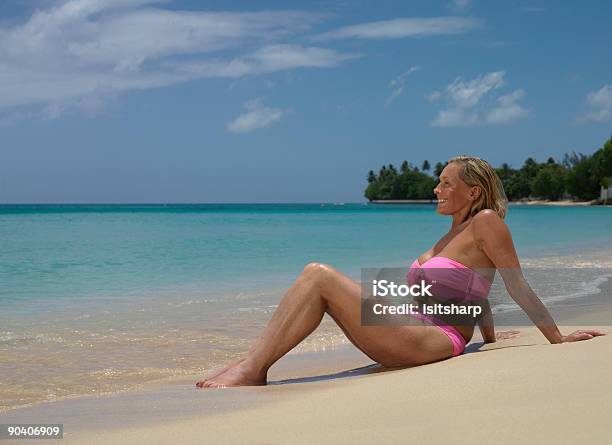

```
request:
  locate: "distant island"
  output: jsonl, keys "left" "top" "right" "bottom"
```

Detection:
{"left": 365, "top": 137, "right": 612, "bottom": 204}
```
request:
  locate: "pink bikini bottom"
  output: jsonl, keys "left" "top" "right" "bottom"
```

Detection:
{"left": 409, "top": 311, "right": 466, "bottom": 356}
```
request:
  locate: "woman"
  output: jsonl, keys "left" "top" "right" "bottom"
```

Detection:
{"left": 196, "top": 156, "right": 606, "bottom": 388}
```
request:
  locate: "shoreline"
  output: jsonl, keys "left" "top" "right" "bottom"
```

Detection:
{"left": 0, "top": 345, "right": 376, "bottom": 429}
{"left": 2, "top": 247, "right": 612, "bottom": 415}
{"left": 510, "top": 199, "right": 603, "bottom": 206}
{"left": 0, "top": 269, "right": 612, "bottom": 419}
{"left": 3, "top": 293, "right": 610, "bottom": 443}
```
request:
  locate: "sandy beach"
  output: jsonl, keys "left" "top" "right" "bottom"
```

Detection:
{"left": 3, "top": 0, "right": 611, "bottom": 442}
{"left": 3, "top": 277, "right": 610, "bottom": 445}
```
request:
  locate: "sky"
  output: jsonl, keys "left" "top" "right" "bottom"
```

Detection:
{"left": 0, "top": 0, "right": 611, "bottom": 203}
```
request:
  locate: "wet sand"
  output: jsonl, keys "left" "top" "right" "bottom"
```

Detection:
{"left": 2, "top": 278, "right": 611, "bottom": 444}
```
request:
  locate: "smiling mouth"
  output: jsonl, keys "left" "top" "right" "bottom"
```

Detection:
{"left": 437, "top": 198, "right": 448, "bottom": 204}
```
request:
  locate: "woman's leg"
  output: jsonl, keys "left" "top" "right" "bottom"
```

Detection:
{"left": 196, "top": 263, "right": 454, "bottom": 388}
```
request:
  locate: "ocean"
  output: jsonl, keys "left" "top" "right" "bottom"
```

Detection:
{"left": 1, "top": 203, "right": 611, "bottom": 411}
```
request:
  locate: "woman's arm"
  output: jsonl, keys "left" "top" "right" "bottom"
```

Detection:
{"left": 477, "top": 301, "right": 496, "bottom": 343}
{"left": 472, "top": 210, "right": 606, "bottom": 344}
{"left": 478, "top": 300, "right": 521, "bottom": 343}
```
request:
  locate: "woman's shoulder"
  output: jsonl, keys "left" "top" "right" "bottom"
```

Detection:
{"left": 471, "top": 209, "right": 509, "bottom": 240}
{"left": 472, "top": 209, "right": 505, "bottom": 224}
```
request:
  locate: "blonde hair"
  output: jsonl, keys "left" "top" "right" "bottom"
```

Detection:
{"left": 447, "top": 156, "right": 508, "bottom": 219}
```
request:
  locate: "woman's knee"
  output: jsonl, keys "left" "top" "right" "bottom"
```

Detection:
{"left": 302, "top": 262, "right": 333, "bottom": 279}
{"left": 302, "top": 262, "right": 337, "bottom": 295}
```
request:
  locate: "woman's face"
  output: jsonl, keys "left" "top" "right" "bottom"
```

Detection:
{"left": 433, "top": 163, "right": 477, "bottom": 215}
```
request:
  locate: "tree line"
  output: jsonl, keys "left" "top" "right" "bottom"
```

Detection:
{"left": 365, "top": 137, "right": 612, "bottom": 201}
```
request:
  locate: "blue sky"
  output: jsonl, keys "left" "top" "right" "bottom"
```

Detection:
{"left": 1, "top": 0, "right": 611, "bottom": 203}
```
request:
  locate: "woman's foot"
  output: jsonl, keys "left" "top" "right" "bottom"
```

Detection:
{"left": 196, "top": 358, "right": 246, "bottom": 384}
{"left": 195, "top": 360, "right": 267, "bottom": 388}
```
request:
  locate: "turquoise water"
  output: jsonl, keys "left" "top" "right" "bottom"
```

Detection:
{"left": 1, "top": 203, "right": 612, "bottom": 412}
{"left": 2, "top": 203, "right": 612, "bottom": 311}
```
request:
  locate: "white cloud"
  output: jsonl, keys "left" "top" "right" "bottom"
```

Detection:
{"left": 426, "top": 91, "right": 442, "bottom": 102}
{"left": 433, "top": 108, "right": 479, "bottom": 127}
{"left": 313, "top": 16, "right": 480, "bottom": 41}
{"left": 448, "top": 0, "right": 472, "bottom": 12}
{"left": 485, "top": 89, "right": 529, "bottom": 124}
{"left": 226, "top": 98, "right": 286, "bottom": 133}
{"left": 162, "top": 44, "right": 356, "bottom": 79}
{"left": 579, "top": 85, "right": 612, "bottom": 122}
{"left": 0, "top": 0, "right": 351, "bottom": 119}
{"left": 446, "top": 71, "right": 505, "bottom": 108}
{"left": 431, "top": 71, "right": 529, "bottom": 126}
{"left": 385, "top": 66, "right": 420, "bottom": 107}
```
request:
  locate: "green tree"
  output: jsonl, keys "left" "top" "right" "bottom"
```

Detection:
{"left": 495, "top": 164, "right": 525, "bottom": 200}
{"left": 365, "top": 137, "right": 612, "bottom": 202}
{"left": 434, "top": 162, "right": 446, "bottom": 178}
{"left": 520, "top": 157, "right": 541, "bottom": 181}
{"left": 364, "top": 160, "right": 437, "bottom": 201}
{"left": 364, "top": 182, "right": 378, "bottom": 201}
{"left": 495, "top": 163, "right": 515, "bottom": 182}
{"left": 367, "top": 170, "right": 376, "bottom": 184}
{"left": 531, "top": 163, "right": 566, "bottom": 200}
{"left": 505, "top": 173, "right": 531, "bottom": 200}
{"left": 564, "top": 152, "right": 600, "bottom": 200}
{"left": 416, "top": 176, "right": 436, "bottom": 199}
{"left": 594, "top": 138, "right": 612, "bottom": 185}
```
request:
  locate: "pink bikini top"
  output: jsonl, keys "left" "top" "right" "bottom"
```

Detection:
{"left": 407, "top": 256, "right": 492, "bottom": 303}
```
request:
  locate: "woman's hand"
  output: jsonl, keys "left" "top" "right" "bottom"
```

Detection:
{"left": 561, "top": 329, "right": 607, "bottom": 342}
{"left": 495, "top": 330, "right": 520, "bottom": 340}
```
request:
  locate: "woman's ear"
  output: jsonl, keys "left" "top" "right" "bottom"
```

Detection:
{"left": 470, "top": 186, "right": 482, "bottom": 200}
